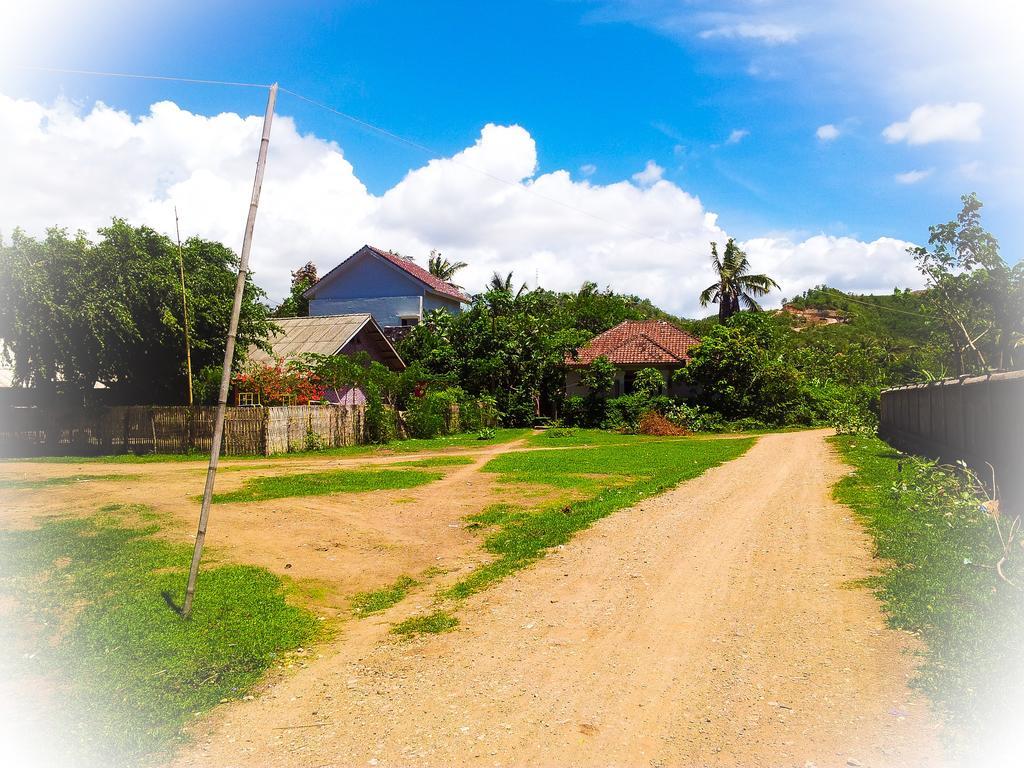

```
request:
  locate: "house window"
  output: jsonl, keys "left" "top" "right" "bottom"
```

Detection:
{"left": 623, "top": 371, "right": 637, "bottom": 394}
{"left": 237, "top": 391, "right": 258, "bottom": 407}
{"left": 401, "top": 317, "right": 420, "bottom": 327}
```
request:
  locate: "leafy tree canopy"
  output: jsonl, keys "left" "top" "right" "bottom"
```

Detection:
{"left": 0, "top": 220, "right": 272, "bottom": 404}
{"left": 272, "top": 261, "right": 318, "bottom": 318}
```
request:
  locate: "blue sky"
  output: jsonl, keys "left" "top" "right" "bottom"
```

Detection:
{"left": 1, "top": 1, "right": 1020, "bottom": 313}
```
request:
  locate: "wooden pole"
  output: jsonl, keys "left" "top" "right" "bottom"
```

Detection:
{"left": 182, "top": 83, "right": 277, "bottom": 619}
{"left": 174, "top": 206, "right": 194, "bottom": 406}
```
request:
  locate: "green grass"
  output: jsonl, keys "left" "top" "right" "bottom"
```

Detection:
{"left": 525, "top": 429, "right": 688, "bottom": 447}
{"left": 392, "top": 455, "right": 476, "bottom": 468}
{"left": 830, "top": 435, "right": 1023, "bottom": 746}
{"left": 0, "top": 511, "right": 318, "bottom": 766}
{"left": 6, "top": 429, "right": 532, "bottom": 464}
{"left": 210, "top": 467, "right": 442, "bottom": 503}
{"left": 445, "top": 437, "right": 753, "bottom": 598}
{"left": 350, "top": 576, "right": 418, "bottom": 616}
{"left": 390, "top": 611, "right": 459, "bottom": 636}
{"left": 0, "top": 473, "right": 135, "bottom": 489}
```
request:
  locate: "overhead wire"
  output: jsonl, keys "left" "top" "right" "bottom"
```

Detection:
{"left": 14, "top": 65, "right": 271, "bottom": 89}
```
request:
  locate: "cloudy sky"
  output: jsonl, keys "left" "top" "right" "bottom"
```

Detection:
{"left": 1, "top": 0, "right": 1021, "bottom": 317}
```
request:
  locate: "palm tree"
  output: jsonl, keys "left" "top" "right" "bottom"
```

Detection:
{"left": 427, "top": 250, "right": 467, "bottom": 287}
{"left": 488, "top": 270, "right": 527, "bottom": 299}
{"left": 699, "top": 239, "right": 780, "bottom": 322}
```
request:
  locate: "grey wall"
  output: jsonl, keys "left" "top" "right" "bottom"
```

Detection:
{"left": 879, "top": 371, "right": 1024, "bottom": 511}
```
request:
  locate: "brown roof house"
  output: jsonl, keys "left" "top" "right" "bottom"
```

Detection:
{"left": 249, "top": 314, "right": 405, "bottom": 371}
{"left": 564, "top": 320, "right": 699, "bottom": 397}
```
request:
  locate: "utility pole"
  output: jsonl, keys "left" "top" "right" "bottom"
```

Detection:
{"left": 182, "top": 82, "right": 278, "bottom": 619}
{"left": 174, "top": 206, "right": 194, "bottom": 406}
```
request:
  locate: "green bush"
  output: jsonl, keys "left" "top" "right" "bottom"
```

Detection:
{"left": 405, "top": 387, "right": 464, "bottom": 439}
{"left": 459, "top": 394, "right": 499, "bottom": 432}
{"left": 364, "top": 387, "right": 396, "bottom": 444}
{"left": 601, "top": 394, "right": 674, "bottom": 431}
{"left": 665, "top": 402, "right": 725, "bottom": 432}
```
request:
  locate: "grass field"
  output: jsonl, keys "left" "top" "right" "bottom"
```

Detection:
{"left": 831, "top": 435, "right": 1024, "bottom": 747}
{"left": 210, "top": 467, "right": 443, "bottom": 503}
{"left": 0, "top": 506, "right": 317, "bottom": 766}
{"left": 6, "top": 429, "right": 531, "bottom": 464}
{"left": 444, "top": 436, "right": 753, "bottom": 598}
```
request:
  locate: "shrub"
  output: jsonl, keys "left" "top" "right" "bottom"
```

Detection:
{"left": 631, "top": 368, "right": 666, "bottom": 398}
{"left": 303, "top": 427, "right": 325, "bottom": 452}
{"left": 459, "top": 394, "right": 499, "bottom": 432}
{"left": 601, "top": 394, "right": 674, "bottom": 431}
{"left": 364, "top": 388, "right": 396, "bottom": 444}
{"left": 405, "top": 387, "right": 464, "bottom": 439}
{"left": 665, "top": 403, "right": 724, "bottom": 432}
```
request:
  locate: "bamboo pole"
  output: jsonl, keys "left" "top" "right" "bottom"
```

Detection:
{"left": 182, "top": 83, "right": 277, "bottom": 619}
{"left": 174, "top": 206, "right": 194, "bottom": 406}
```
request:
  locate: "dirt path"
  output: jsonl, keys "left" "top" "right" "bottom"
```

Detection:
{"left": 171, "top": 430, "right": 944, "bottom": 767}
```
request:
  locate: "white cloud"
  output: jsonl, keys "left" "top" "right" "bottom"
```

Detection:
{"left": 698, "top": 23, "right": 799, "bottom": 45}
{"left": 579, "top": 163, "right": 597, "bottom": 177}
{"left": 894, "top": 168, "right": 933, "bottom": 185}
{"left": 816, "top": 124, "right": 840, "bottom": 141}
{"left": 725, "top": 129, "right": 749, "bottom": 145}
{"left": 0, "top": 93, "right": 924, "bottom": 316}
{"left": 743, "top": 235, "right": 920, "bottom": 299}
{"left": 631, "top": 160, "right": 664, "bottom": 186}
{"left": 882, "top": 102, "right": 983, "bottom": 145}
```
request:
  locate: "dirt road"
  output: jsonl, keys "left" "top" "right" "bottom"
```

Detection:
{"left": 174, "top": 430, "right": 944, "bottom": 767}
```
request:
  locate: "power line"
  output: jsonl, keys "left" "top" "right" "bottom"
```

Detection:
{"left": 15, "top": 65, "right": 271, "bottom": 89}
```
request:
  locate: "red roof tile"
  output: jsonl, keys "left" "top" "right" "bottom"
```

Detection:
{"left": 365, "top": 245, "right": 472, "bottom": 303}
{"left": 565, "top": 320, "right": 699, "bottom": 366}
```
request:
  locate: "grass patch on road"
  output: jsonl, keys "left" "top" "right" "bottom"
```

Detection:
{"left": 350, "top": 576, "right": 418, "bottom": 616}
{"left": 390, "top": 611, "right": 459, "bottom": 637}
{"left": 445, "top": 437, "right": 753, "bottom": 599}
{"left": 211, "top": 467, "right": 442, "bottom": 503}
{"left": 392, "top": 455, "right": 476, "bottom": 468}
{"left": 831, "top": 435, "right": 1023, "bottom": 747}
{"left": 0, "top": 510, "right": 317, "bottom": 767}
{"left": 0, "top": 473, "right": 135, "bottom": 489}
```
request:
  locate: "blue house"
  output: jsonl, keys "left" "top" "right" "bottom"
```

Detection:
{"left": 304, "top": 245, "right": 471, "bottom": 329}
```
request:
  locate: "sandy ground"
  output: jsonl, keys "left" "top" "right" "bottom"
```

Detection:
{"left": 0, "top": 439, "right": 538, "bottom": 614}
{"left": 165, "top": 429, "right": 945, "bottom": 768}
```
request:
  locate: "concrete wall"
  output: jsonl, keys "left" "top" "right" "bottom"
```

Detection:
{"left": 879, "top": 370, "right": 1024, "bottom": 511}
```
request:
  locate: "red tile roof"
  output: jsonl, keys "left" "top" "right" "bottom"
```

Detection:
{"left": 364, "top": 245, "right": 472, "bottom": 303}
{"left": 565, "top": 320, "right": 699, "bottom": 366}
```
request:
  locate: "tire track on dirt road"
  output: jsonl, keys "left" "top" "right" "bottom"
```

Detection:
{"left": 172, "top": 429, "right": 945, "bottom": 767}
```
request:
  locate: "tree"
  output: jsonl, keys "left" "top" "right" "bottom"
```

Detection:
{"left": 681, "top": 313, "right": 802, "bottom": 424}
{"left": 0, "top": 220, "right": 273, "bottom": 404}
{"left": 427, "top": 250, "right": 467, "bottom": 287}
{"left": 580, "top": 356, "right": 617, "bottom": 395}
{"left": 272, "top": 261, "right": 318, "bottom": 317}
{"left": 699, "top": 238, "right": 779, "bottom": 322}
{"left": 911, "top": 193, "right": 1024, "bottom": 373}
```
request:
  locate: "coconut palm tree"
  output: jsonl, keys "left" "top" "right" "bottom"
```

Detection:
{"left": 699, "top": 239, "right": 780, "bottom": 322}
{"left": 427, "top": 250, "right": 467, "bottom": 287}
{"left": 487, "top": 270, "right": 527, "bottom": 298}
